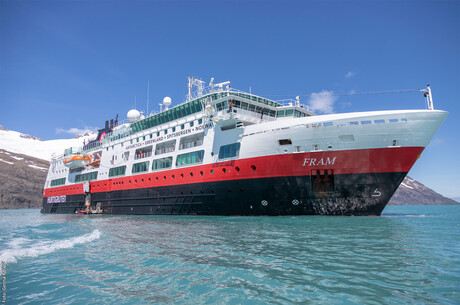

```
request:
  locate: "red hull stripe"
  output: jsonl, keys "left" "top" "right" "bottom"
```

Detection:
{"left": 44, "top": 146, "right": 424, "bottom": 197}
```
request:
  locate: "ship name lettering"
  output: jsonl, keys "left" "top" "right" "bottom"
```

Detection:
{"left": 125, "top": 123, "right": 213, "bottom": 150}
{"left": 302, "top": 157, "right": 336, "bottom": 167}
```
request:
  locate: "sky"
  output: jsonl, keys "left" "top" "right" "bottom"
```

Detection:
{"left": 1, "top": 0, "right": 459, "bottom": 198}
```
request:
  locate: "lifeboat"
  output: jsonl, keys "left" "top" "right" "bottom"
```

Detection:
{"left": 63, "top": 155, "right": 90, "bottom": 168}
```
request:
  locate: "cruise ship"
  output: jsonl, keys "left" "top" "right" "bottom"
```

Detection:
{"left": 41, "top": 78, "right": 447, "bottom": 215}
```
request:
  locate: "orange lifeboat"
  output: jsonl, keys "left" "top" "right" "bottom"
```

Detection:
{"left": 63, "top": 155, "right": 90, "bottom": 168}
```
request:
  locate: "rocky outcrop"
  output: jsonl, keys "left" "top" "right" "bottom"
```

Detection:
{"left": 0, "top": 149, "right": 49, "bottom": 209}
{"left": 389, "top": 176, "right": 458, "bottom": 205}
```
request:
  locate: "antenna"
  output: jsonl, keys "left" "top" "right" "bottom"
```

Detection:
{"left": 147, "top": 80, "right": 150, "bottom": 116}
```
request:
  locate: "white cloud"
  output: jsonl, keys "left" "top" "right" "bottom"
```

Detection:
{"left": 345, "top": 71, "right": 356, "bottom": 79}
{"left": 428, "top": 138, "right": 445, "bottom": 147}
{"left": 56, "top": 127, "right": 97, "bottom": 136}
{"left": 308, "top": 91, "right": 338, "bottom": 114}
{"left": 339, "top": 101, "right": 352, "bottom": 108}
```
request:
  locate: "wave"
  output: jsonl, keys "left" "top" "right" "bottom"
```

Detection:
{"left": 0, "top": 229, "right": 101, "bottom": 263}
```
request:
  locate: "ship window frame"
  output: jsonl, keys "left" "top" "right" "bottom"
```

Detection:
{"left": 152, "top": 157, "right": 173, "bottom": 171}
{"left": 50, "top": 177, "right": 66, "bottom": 186}
{"left": 109, "top": 165, "right": 126, "bottom": 177}
{"left": 218, "top": 143, "right": 241, "bottom": 160}
{"left": 132, "top": 161, "right": 150, "bottom": 174}
{"left": 75, "top": 171, "right": 98, "bottom": 182}
{"left": 176, "top": 150, "right": 205, "bottom": 167}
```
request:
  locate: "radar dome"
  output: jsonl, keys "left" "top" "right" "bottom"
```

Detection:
{"left": 163, "top": 97, "right": 172, "bottom": 107}
{"left": 127, "top": 109, "right": 141, "bottom": 123}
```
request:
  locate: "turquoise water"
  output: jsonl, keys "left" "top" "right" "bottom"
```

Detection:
{"left": 0, "top": 206, "right": 459, "bottom": 305}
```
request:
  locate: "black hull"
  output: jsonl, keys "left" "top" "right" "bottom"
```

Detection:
{"left": 41, "top": 172, "right": 407, "bottom": 216}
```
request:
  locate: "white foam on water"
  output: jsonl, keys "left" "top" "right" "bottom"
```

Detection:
{"left": 0, "top": 230, "right": 101, "bottom": 263}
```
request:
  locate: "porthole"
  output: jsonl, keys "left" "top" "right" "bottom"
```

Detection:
{"left": 327, "top": 145, "right": 333, "bottom": 150}
{"left": 211, "top": 170, "right": 214, "bottom": 175}
{"left": 261, "top": 200, "right": 268, "bottom": 206}
{"left": 251, "top": 165, "right": 256, "bottom": 171}
{"left": 190, "top": 172, "right": 193, "bottom": 177}
{"left": 222, "top": 168, "right": 227, "bottom": 173}
{"left": 235, "top": 166, "right": 240, "bottom": 172}
{"left": 200, "top": 171, "right": 203, "bottom": 176}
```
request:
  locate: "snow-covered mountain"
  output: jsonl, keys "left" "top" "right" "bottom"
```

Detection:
{"left": 391, "top": 176, "right": 458, "bottom": 205}
{"left": 0, "top": 125, "right": 93, "bottom": 161}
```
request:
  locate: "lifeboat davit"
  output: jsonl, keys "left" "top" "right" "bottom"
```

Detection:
{"left": 63, "top": 155, "right": 90, "bottom": 168}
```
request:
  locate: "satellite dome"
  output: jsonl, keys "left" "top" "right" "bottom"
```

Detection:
{"left": 163, "top": 97, "right": 172, "bottom": 106}
{"left": 127, "top": 109, "right": 141, "bottom": 123}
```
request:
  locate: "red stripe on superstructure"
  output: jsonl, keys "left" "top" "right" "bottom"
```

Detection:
{"left": 43, "top": 146, "right": 423, "bottom": 197}
{"left": 43, "top": 183, "right": 84, "bottom": 197}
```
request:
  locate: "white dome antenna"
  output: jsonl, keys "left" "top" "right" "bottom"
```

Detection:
{"left": 163, "top": 97, "right": 172, "bottom": 110}
{"left": 127, "top": 109, "right": 141, "bottom": 123}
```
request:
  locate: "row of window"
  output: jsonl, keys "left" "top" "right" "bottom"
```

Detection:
{"left": 109, "top": 143, "right": 241, "bottom": 177}
{"left": 109, "top": 166, "right": 126, "bottom": 177}
{"left": 75, "top": 171, "right": 98, "bottom": 182}
{"left": 51, "top": 178, "right": 66, "bottom": 186}
{"left": 315, "top": 118, "right": 408, "bottom": 128}
{"left": 217, "top": 100, "right": 278, "bottom": 117}
{"left": 131, "top": 100, "right": 203, "bottom": 133}
{"left": 277, "top": 109, "right": 309, "bottom": 118}
{"left": 228, "top": 92, "right": 282, "bottom": 108}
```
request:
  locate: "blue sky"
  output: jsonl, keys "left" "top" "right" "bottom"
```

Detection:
{"left": 1, "top": 0, "right": 459, "bottom": 198}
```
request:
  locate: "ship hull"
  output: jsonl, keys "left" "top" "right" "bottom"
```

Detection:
{"left": 41, "top": 171, "right": 406, "bottom": 216}
{"left": 42, "top": 108, "right": 448, "bottom": 216}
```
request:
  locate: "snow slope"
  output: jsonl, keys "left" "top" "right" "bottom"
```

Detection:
{"left": 0, "top": 128, "right": 93, "bottom": 161}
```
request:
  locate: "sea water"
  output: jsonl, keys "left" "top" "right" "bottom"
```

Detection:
{"left": 0, "top": 206, "right": 459, "bottom": 305}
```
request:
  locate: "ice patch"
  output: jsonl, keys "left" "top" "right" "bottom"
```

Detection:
{"left": 0, "top": 230, "right": 101, "bottom": 263}
{"left": 28, "top": 164, "right": 48, "bottom": 171}
{"left": 0, "top": 158, "right": 14, "bottom": 165}
{"left": 11, "top": 155, "right": 24, "bottom": 160}
{"left": 401, "top": 182, "right": 413, "bottom": 189}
